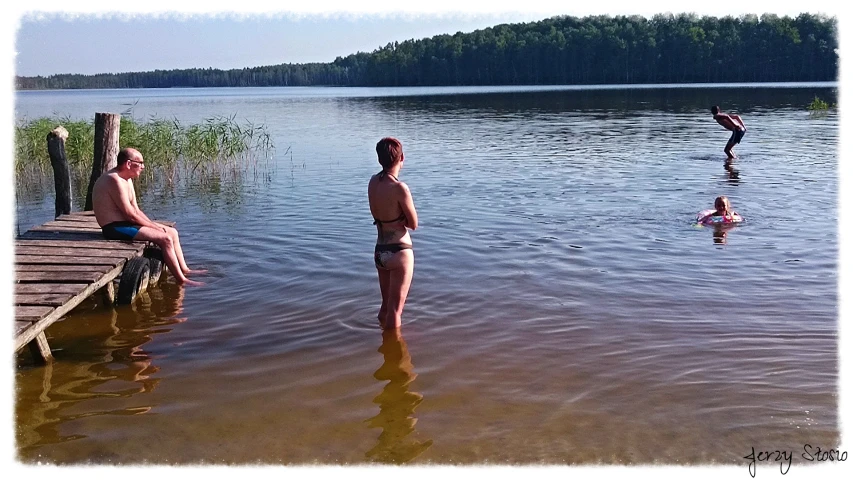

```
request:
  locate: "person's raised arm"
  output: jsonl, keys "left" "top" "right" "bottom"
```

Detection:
{"left": 398, "top": 182, "right": 418, "bottom": 231}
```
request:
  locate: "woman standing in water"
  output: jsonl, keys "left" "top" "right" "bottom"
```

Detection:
{"left": 368, "top": 137, "right": 418, "bottom": 330}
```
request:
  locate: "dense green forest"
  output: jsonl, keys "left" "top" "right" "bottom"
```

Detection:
{"left": 15, "top": 13, "right": 837, "bottom": 90}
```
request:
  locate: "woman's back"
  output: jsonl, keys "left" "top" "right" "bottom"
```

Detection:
{"left": 368, "top": 171, "right": 414, "bottom": 245}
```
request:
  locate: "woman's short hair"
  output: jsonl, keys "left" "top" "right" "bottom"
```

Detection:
{"left": 376, "top": 137, "right": 403, "bottom": 170}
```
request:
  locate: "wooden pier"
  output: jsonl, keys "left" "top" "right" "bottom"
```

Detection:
{"left": 14, "top": 211, "right": 168, "bottom": 362}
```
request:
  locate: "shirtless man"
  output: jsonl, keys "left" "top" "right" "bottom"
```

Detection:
{"left": 92, "top": 147, "right": 205, "bottom": 286}
{"left": 711, "top": 105, "right": 747, "bottom": 159}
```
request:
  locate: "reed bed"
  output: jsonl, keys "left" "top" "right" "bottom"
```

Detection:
{"left": 807, "top": 96, "right": 837, "bottom": 117}
{"left": 14, "top": 114, "right": 275, "bottom": 203}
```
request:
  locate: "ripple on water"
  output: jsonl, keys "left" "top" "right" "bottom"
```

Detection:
{"left": 14, "top": 86, "right": 839, "bottom": 463}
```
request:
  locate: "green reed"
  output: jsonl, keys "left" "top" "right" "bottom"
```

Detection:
{"left": 14, "top": 114, "right": 275, "bottom": 201}
{"left": 806, "top": 96, "right": 834, "bottom": 111}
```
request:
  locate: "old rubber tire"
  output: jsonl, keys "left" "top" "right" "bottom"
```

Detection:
{"left": 117, "top": 257, "right": 151, "bottom": 305}
{"left": 144, "top": 246, "right": 164, "bottom": 285}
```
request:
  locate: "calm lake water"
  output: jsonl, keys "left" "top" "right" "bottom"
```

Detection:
{"left": 13, "top": 84, "right": 841, "bottom": 465}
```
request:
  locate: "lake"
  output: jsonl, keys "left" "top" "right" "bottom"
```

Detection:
{"left": 12, "top": 83, "right": 841, "bottom": 466}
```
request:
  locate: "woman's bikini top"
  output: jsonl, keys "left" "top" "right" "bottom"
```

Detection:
{"left": 372, "top": 170, "right": 406, "bottom": 227}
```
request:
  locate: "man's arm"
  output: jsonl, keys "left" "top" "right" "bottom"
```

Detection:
{"left": 127, "top": 181, "right": 166, "bottom": 230}
{"left": 110, "top": 178, "right": 167, "bottom": 231}
{"left": 731, "top": 114, "right": 745, "bottom": 129}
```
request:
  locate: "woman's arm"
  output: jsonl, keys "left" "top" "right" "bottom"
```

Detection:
{"left": 398, "top": 182, "right": 418, "bottom": 230}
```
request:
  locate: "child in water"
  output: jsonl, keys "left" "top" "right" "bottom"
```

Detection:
{"left": 697, "top": 196, "right": 743, "bottom": 225}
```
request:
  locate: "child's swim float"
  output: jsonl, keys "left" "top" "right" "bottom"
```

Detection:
{"left": 696, "top": 209, "right": 743, "bottom": 226}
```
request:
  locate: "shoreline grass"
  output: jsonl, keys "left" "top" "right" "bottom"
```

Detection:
{"left": 14, "top": 114, "right": 276, "bottom": 203}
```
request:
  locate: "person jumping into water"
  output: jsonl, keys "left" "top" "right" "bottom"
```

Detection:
{"left": 711, "top": 105, "right": 747, "bottom": 159}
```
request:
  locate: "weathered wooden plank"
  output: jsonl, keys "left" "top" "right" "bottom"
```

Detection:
{"left": 29, "top": 225, "right": 103, "bottom": 233}
{"left": 16, "top": 284, "right": 87, "bottom": 295}
{"left": 15, "top": 239, "right": 142, "bottom": 250}
{"left": 37, "top": 222, "right": 102, "bottom": 230}
{"left": 42, "top": 219, "right": 100, "bottom": 226}
{"left": 14, "top": 287, "right": 74, "bottom": 307}
{"left": 15, "top": 293, "right": 75, "bottom": 306}
{"left": 18, "top": 231, "right": 109, "bottom": 241}
{"left": 54, "top": 214, "right": 99, "bottom": 223}
{"left": 17, "top": 271, "right": 103, "bottom": 283}
{"left": 15, "top": 255, "right": 127, "bottom": 265}
{"left": 15, "top": 262, "right": 126, "bottom": 352}
{"left": 15, "top": 321, "right": 31, "bottom": 337}
{"left": 15, "top": 306, "right": 55, "bottom": 322}
{"left": 16, "top": 246, "right": 140, "bottom": 258}
{"left": 15, "top": 264, "right": 114, "bottom": 273}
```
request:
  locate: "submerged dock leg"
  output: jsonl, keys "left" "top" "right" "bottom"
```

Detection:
{"left": 28, "top": 332, "right": 54, "bottom": 363}
{"left": 99, "top": 280, "right": 116, "bottom": 305}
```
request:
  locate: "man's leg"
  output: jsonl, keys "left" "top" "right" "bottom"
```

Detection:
{"left": 164, "top": 226, "right": 206, "bottom": 275}
{"left": 724, "top": 130, "right": 738, "bottom": 158}
{"left": 724, "top": 139, "right": 736, "bottom": 159}
{"left": 134, "top": 226, "right": 203, "bottom": 286}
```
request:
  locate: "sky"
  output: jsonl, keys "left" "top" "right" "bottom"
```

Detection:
{"left": 5, "top": 0, "right": 846, "bottom": 77}
{"left": 3, "top": 0, "right": 852, "bottom": 478}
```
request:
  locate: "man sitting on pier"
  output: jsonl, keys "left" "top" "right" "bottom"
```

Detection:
{"left": 92, "top": 147, "right": 205, "bottom": 286}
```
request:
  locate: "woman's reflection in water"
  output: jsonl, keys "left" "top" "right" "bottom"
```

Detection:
{"left": 365, "top": 329, "right": 433, "bottom": 464}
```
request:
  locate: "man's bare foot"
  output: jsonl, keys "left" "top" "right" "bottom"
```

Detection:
{"left": 184, "top": 268, "right": 208, "bottom": 276}
{"left": 178, "top": 278, "right": 205, "bottom": 286}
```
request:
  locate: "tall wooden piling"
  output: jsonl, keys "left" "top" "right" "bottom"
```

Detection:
{"left": 84, "top": 112, "right": 121, "bottom": 210}
{"left": 47, "top": 126, "right": 71, "bottom": 218}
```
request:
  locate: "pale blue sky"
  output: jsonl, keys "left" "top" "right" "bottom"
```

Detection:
{"left": 10, "top": 0, "right": 844, "bottom": 77}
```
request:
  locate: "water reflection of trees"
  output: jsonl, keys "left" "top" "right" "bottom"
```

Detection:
{"left": 365, "top": 329, "right": 433, "bottom": 464}
{"left": 361, "top": 86, "right": 839, "bottom": 117}
{"left": 15, "top": 280, "right": 187, "bottom": 457}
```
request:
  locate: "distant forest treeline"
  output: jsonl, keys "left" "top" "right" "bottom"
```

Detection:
{"left": 16, "top": 13, "right": 837, "bottom": 90}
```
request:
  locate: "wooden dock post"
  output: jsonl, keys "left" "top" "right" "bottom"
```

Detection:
{"left": 84, "top": 112, "right": 121, "bottom": 211}
{"left": 47, "top": 126, "right": 72, "bottom": 218}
